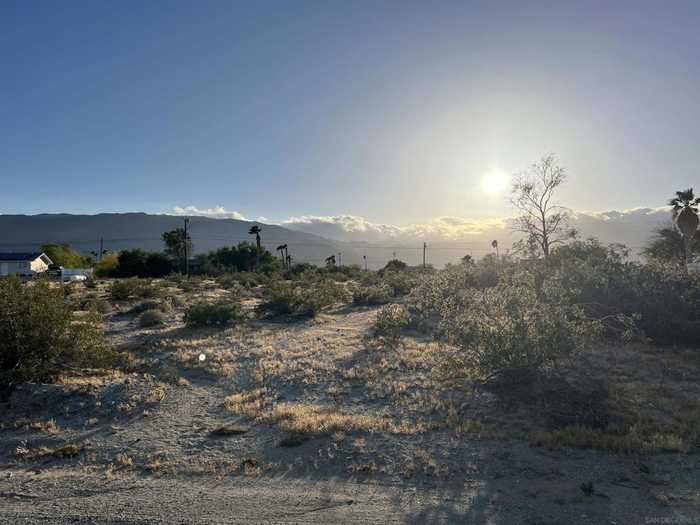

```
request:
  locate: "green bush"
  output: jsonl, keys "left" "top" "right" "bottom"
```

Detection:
{"left": 257, "top": 279, "right": 350, "bottom": 318}
{"left": 438, "top": 281, "right": 599, "bottom": 381}
{"left": 380, "top": 271, "right": 419, "bottom": 296}
{"left": 547, "top": 239, "right": 700, "bottom": 346}
{"left": 40, "top": 243, "right": 92, "bottom": 268}
{"left": 114, "top": 249, "right": 173, "bottom": 278}
{"left": 94, "top": 253, "right": 119, "bottom": 278}
{"left": 109, "top": 278, "right": 160, "bottom": 301}
{"left": 352, "top": 283, "right": 392, "bottom": 306}
{"left": 373, "top": 304, "right": 410, "bottom": 342}
{"left": 184, "top": 296, "right": 243, "bottom": 328}
{"left": 0, "top": 277, "right": 113, "bottom": 395}
{"left": 138, "top": 309, "right": 166, "bottom": 327}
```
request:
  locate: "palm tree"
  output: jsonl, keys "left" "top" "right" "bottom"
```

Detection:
{"left": 248, "top": 225, "right": 262, "bottom": 269}
{"left": 669, "top": 189, "right": 700, "bottom": 270}
{"left": 276, "top": 244, "right": 288, "bottom": 268}
{"left": 325, "top": 255, "right": 336, "bottom": 267}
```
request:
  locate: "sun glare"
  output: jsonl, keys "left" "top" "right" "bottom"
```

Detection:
{"left": 481, "top": 171, "right": 509, "bottom": 194}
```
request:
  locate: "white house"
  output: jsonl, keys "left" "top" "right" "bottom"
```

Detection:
{"left": 0, "top": 252, "right": 53, "bottom": 277}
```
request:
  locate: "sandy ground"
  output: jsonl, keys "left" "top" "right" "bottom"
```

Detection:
{"left": 1, "top": 282, "right": 699, "bottom": 524}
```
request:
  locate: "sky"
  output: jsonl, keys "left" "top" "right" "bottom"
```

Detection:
{"left": 1, "top": 0, "right": 699, "bottom": 231}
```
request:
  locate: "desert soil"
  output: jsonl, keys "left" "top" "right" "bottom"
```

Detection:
{"left": 1, "top": 282, "right": 698, "bottom": 524}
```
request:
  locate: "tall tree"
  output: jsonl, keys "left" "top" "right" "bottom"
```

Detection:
{"left": 643, "top": 225, "right": 700, "bottom": 267}
{"left": 669, "top": 188, "right": 700, "bottom": 270}
{"left": 248, "top": 225, "right": 262, "bottom": 269}
{"left": 510, "top": 154, "right": 575, "bottom": 258}
{"left": 276, "top": 244, "right": 288, "bottom": 268}
{"left": 40, "top": 243, "right": 92, "bottom": 268}
{"left": 162, "top": 228, "right": 192, "bottom": 270}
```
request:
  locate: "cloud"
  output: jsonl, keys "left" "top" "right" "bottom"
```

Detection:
{"left": 173, "top": 206, "right": 247, "bottom": 221}
{"left": 281, "top": 214, "right": 507, "bottom": 242}
{"left": 171, "top": 204, "right": 674, "bottom": 251}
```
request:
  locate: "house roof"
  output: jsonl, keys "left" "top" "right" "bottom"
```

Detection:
{"left": 0, "top": 252, "right": 47, "bottom": 261}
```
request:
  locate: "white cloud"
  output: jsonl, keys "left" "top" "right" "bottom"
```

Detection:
{"left": 171, "top": 204, "right": 675, "bottom": 251}
{"left": 281, "top": 214, "right": 507, "bottom": 242}
{"left": 173, "top": 206, "right": 247, "bottom": 221}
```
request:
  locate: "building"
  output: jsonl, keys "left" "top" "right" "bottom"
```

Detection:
{"left": 0, "top": 252, "right": 53, "bottom": 277}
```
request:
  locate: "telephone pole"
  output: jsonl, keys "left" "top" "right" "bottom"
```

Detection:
{"left": 184, "top": 217, "right": 190, "bottom": 276}
{"left": 422, "top": 242, "right": 426, "bottom": 268}
{"left": 99, "top": 237, "right": 104, "bottom": 262}
{"left": 337, "top": 252, "right": 342, "bottom": 267}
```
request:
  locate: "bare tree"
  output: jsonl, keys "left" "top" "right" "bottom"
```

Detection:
{"left": 510, "top": 154, "right": 575, "bottom": 258}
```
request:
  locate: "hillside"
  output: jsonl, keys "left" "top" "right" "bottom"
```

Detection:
{"left": 0, "top": 213, "right": 350, "bottom": 266}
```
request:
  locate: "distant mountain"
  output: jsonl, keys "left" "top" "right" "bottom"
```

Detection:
{"left": 0, "top": 207, "right": 672, "bottom": 271}
{"left": 0, "top": 213, "right": 351, "bottom": 266}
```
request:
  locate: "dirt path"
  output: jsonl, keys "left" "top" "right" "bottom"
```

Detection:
{"left": 1, "top": 463, "right": 698, "bottom": 525}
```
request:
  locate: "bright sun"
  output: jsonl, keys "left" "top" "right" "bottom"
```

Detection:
{"left": 481, "top": 171, "right": 509, "bottom": 194}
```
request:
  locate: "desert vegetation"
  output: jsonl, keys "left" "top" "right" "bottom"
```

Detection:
{"left": 2, "top": 169, "right": 700, "bottom": 523}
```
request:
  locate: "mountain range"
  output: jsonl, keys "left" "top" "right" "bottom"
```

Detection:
{"left": 0, "top": 208, "right": 673, "bottom": 269}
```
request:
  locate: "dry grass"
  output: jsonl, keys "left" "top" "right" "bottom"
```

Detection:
{"left": 2, "top": 418, "right": 61, "bottom": 434}
{"left": 268, "top": 403, "right": 395, "bottom": 435}
{"left": 224, "top": 388, "right": 276, "bottom": 419}
{"left": 114, "top": 452, "right": 133, "bottom": 467}
{"left": 144, "top": 386, "right": 166, "bottom": 404}
{"left": 15, "top": 443, "right": 85, "bottom": 460}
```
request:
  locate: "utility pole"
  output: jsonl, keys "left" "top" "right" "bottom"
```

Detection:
{"left": 422, "top": 242, "right": 426, "bottom": 268}
{"left": 337, "top": 252, "right": 342, "bottom": 267}
{"left": 184, "top": 217, "right": 190, "bottom": 276}
{"left": 363, "top": 255, "right": 367, "bottom": 271}
{"left": 99, "top": 237, "right": 104, "bottom": 262}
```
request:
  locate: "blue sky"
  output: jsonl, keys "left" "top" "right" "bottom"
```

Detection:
{"left": 2, "top": 1, "right": 699, "bottom": 227}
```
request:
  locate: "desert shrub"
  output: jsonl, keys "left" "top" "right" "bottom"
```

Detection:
{"left": 257, "top": 279, "right": 350, "bottom": 318}
{"left": 373, "top": 304, "right": 410, "bottom": 341}
{"left": 408, "top": 263, "right": 500, "bottom": 321}
{"left": 381, "top": 270, "right": 418, "bottom": 296}
{"left": 138, "top": 309, "right": 165, "bottom": 328}
{"left": 135, "top": 282, "right": 161, "bottom": 299}
{"left": 184, "top": 296, "right": 243, "bottom": 328}
{"left": 440, "top": 280, "right": 599, "bottom": 381}
{"left": 128, "top": 299, "right": 170, "bottom": 315}
{"left": 284, "top": 263, "right": 315, "bottom": 278}
{"left": 94, "top": 253, "right": 119, "bottom": 278}
{"left": 109, "top": 278, "right": 160, "bottom": 301}
{"left": 0, "top": 277, "right": 113, "bottom": 395}
{"left": 352, "top": 283, "right": 392, "bottom": 306}
{"left": 381, "top": 259, "right": 408, "bottom": 273}
{"left": 109, "top": 279, "right": 140, "bottom": 300}
{"left": 322, "top": 264, "right": 364, "bottom": 282}
{"left": 548, "top": 239, "right": 700, "bottom": 346}
{"left": 82, "top": 298, "right": 112, "bottom": 314}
